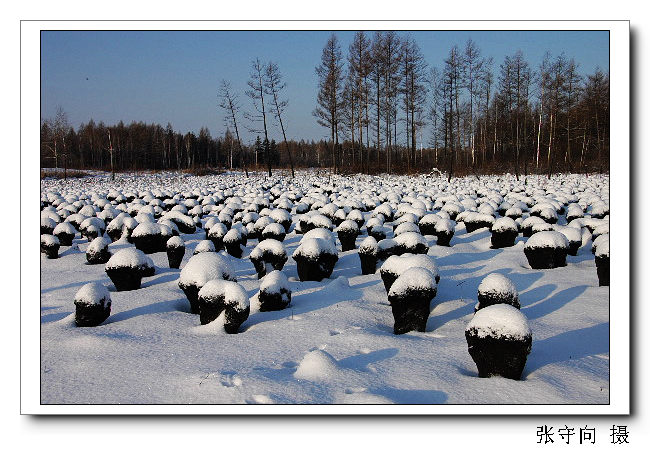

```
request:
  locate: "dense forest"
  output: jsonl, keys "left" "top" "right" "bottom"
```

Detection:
{"left": 41, "top": 32, "right": 609, "bottom": 179}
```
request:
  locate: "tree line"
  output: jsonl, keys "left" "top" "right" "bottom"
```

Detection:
{"left": 41, "top": 32, "right": 609, "bottom": 179}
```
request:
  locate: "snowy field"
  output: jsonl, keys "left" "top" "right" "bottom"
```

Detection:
{"left": 39, "top": 171, "right": 609, "bottom": 405}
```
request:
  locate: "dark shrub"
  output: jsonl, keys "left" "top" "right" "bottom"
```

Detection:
{"left": 292, "top": 237, "right": 338, "bottom": 282}
{"left": 40, "top": 234, "right": 60, "bottom": 259}
{"left": 358, "top": 236, "right": 378, "bottom": 275}
{"left": 105, "top": 248, "right": 150, "bottom": 291}
{"left": 476, "top": 273, "right": 520, "bottom": 312}
{"left": 86, "top": 237, "right": 111, "bottom": 264}
{"left": 131, "top": 222, "right": 165, "bottom": 254}
{"left": 197, "top": 279, "right": 250, "bottom": 333}
{"left": 53, "top": 221, "right": 77, "bottom": 246}
{"left": 250, "top": 239, "right": 288, "bottom": 279}
{"left": 257, "top": 270, "right": 291, "bottom": 312}
{"left": 595, "top": 241, "right": 609, "bottom": 286}
{"left": 524, "top": 231, "right": 569, "bottom": 269}
{"left": 335, "top": 220, "right": 360, "bottom": 251}
{"left": 166, "top": 236, "right": 185, "bottom": 268}
{"left": 490, "top": 217, "right": 518, "bottom": 248}
{"left": 465, "top": 304, "right": 532, "bottom": 380}
{"left": 387, "top": 267, "right": 437, "bottom": 334}
{"left": 74, "top": 283, "right": 111, "bottom": 327}
{"left": 178, "top": 252, "right": 236, "bottom": 314}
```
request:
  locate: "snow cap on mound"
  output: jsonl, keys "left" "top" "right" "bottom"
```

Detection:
{"left": 87, "top": 236, "right": 110, "bottom": 254}
{"left": 435, "top": 218, "right": 456, "bottom": 233}
{"left": 194, "top": 239, "right": 216, "bottom": 254}
{"left": 591, "top": 233, "right": 609, "bottom": 253}
{"left": 388, "top": 267, "right": 437, "bottom": 297}
{"left": 294, "top": 349, "right": 339, "bottom": 381}
{"left": 198, "top": 279, "right": 249, "bottom": 311}
{"left": 420, "top": 213, "right": 442, "bottom": 226}
{"left": 381, "top": 253, "right": 439, "bottom": 280}
{"left": 358, "top": 236, "right": 378, "bottom": 254}
{"left": 301, "top": 227, "right": 336, "bottom": 246}
{"left": 223, "top": 228, "right": 242, "bottom": 243}
{"left": 553, "top": 225, "right": 582, "bottom": 243}
{"left": 179, "top": 252, "right": 235, "bottom": 287}
{"left": 167, "top": 235, "right": 184, "bottom": 248}
{"left": 595, "top": 239, "right": 609, "bottom": 257}
{"left": 335, "top": 219, "right": 359, "bottom": 234}
{"left": 74, "top": 282, "right": 111, "bottom": 308}
{"left": 41, "top": 214, "right": 59, "bottom": 227}
{"left": 41, "top": 234, "right": 59, "bottom": 246}
{"left": 491, "top": 217, "right": 518, "bottom": 233}
{"left": 394, "top": 222, "right": 420, "bottom": 236}
{"left": 250, "top": 239, "right": 286, "bottom": 260}
{"left": 525, "top": 231, "right": 569, "bottom": 249}
{"left": 208, "top": 222, "right": 228, "bottom": 237}
{"left": 262, "top": 222, "right": 285, "bottom": 235}
{"left": 293, "top": 237, "right": 337, "bottom": 259}
{"left": 260, "top": 270, "right": 290, "bottom": 294}
{"left": 309, "top": 213, "right": 333, "bottom": 230}
{"left": 132, "top": 221, "right": 161, "bottom": 237}
{"left": 478, "top": 273, "right": 518, "bottom": 298}
{"left": 466, "top": 304, "right": 531, "bottom": 340}
{"left": 53, "top": 221, "right": 77, "bottom": 235}
{"left": 394, "top": 231, "right": 427, "bottom": 248}
{"left": 105, "top": 247, "right": 149, "bottom": 270}
{"left": 520, "top": 216, "right": 545, "bottom": 229}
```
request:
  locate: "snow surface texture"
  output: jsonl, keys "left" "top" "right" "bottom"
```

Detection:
{"left": 40, "top": 171, "right": 609, "bottom": 405}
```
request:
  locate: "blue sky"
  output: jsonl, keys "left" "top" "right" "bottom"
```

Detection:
{"left": 41, "top": 30, "right": 609, "bottom": 144}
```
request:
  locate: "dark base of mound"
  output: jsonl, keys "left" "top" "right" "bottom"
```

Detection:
{"left": 207, "top": 236, "right": 224, "bottom": 251}
{"left": 389, "top": 290, "right": 436, "bottom": 335}
{"left": 394, "top": 244, "right": 428, "bottom": 256}
{"left": 166, "top": 247, "right": 185, "bottom": 268}
{"left": 564, "top": 240, "right": 580, "bottom": 256}
{"left": 75, "top": 302, "right": 111, "bottom": 327}
{"left": 476, "top": 293, "right": 521, "bottom": 312}
{"left": 41, "top": 245, "right": 60, "bottom": 259}
{"left": 86, "top": 249, "right": 111, "bottom": 265}
{"left": 595, "top": 255, "right": 609, "bottom": 286}
{"left": 198, "top": 295, "right": 225, "bottom": 325}
{"left": 338, "top": 232, "right": 357, "bottom": 252}
{"left": 106, "top": 267, "right": 143, "bottom": 291}
{"left": 133, "top": 234, "right": 165, "bottom": 254}
{"left": 179, "top": 283, "right": 201, "bottom": 314}
{"left": 258, "top": 289, "right": 291, "bottom": 312}
{"left": 434, "top": 231, "right": 453, "bottom": 246}
{"left": 359, "top": 253, "right": 377, "bottom": 275}
{"left": 295, "top": 254, "right": 337, "bottom": 282}
{"left": 465, "top": 331, "right": 532, "bottom": 380}
{"left": 224, "top": 240, "right": 243, "bottom": 258}
{"left": 491, "top": 230, "right": 518, "bottom": 249}
{"left": 56, "top": 232, "right": 75, "bottom": 246}
{"left": 368, "top": 230, "right": 387, "bottom": 242}
{"left": 419, "top": 224, "right": 436, "bottom": 236}
{"left": 465, "top": 221, "right": 492, "bottom": 233}
{"left": 261, "top": 232, "right": 286, "bottom": 242}
{"left": 251, "top": 255, "right": 288, "bottom": 279}
{"left": 224, "top": 306, "right": 250, "bottom": 334}
{"left": 524, "top": 247, "right": 567, "bottom": 269}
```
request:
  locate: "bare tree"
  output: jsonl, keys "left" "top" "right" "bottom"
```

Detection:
{"left": 219, "top": 80, "right": 248, "bottom": 177}
{"left": 246, "top": 58, "right": 272, "bottom": 177}
{"left": 348, "top": 31, "right": 371, "bottom": 173}
{"left": 264, "top": 62, "right": 295, "bottom": 178}
{"left": 401, "top": 35, "right": 428, "bottom": 169}
{"left": 313, "top": 33, "right": 344, "bottom": 174}
{"left": 462, "top": 39, "right": 484, "bottom": 170}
